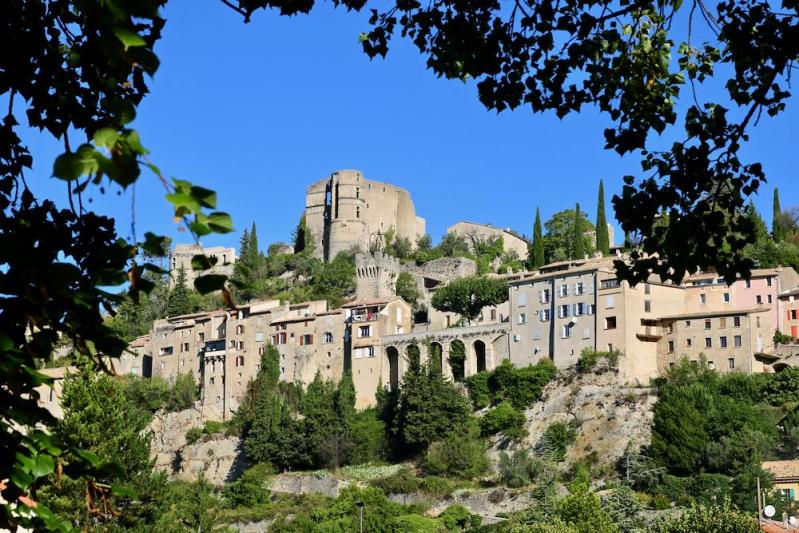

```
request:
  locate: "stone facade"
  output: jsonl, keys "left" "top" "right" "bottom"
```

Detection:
{"left": 169, "top": 243, "right": 236, "bottom": 289}
{"left": 305, "top": 170, "right": 426, "bottom": 261}
{"left": 447, "top": 221, "right": 529, "bottom": 261}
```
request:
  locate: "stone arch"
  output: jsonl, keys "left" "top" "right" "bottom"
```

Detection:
{"left": 429, "top": 342, "right": 443, "bottom": 374}
{"left": 386, "top": 346, "right": 400, "bottom": 390}
{"left": 474, "top": 339, "right": 487, "bottom": 373}
{"left": 449, "top": 340, "right": 466, "bottom": 382}
{"left": 406, "top": 344, "right": 421, "bottom": 370}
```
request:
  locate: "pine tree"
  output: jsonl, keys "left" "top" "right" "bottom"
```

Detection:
{"left": 773, "top": 188, "right": 784, "bottom": 241}
{"left": 239, "top": 227, "right": 251, "bottom": 265}
{"left": 166, "top": 266, "right": 192, "bottom": 316}
{"left": 595, "top": 180, "right": 610, "bottom": 255}
{"left": 530, "top": 207, "right": 545, "bottom": 269}
{"left": 572, "top": 203, "right": 585, "bottom": 259}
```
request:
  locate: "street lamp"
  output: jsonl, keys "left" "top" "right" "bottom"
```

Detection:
{"left": 355, "top": 499, "right": 364, "bottom": 533}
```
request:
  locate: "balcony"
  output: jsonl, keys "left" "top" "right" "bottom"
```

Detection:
{"left": 636, "top": 320, "right": 663, "bottom": 341}
{"left": 351, "top": 312, "right": 378, "bottom": 323}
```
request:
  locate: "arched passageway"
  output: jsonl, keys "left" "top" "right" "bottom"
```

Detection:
{"left": 406, "top": 344, "right": 421, "bottom": 370}
{"left": 474, "top": 340, "right": 487, "bottom": 373}
{"left": 386, "top": 346, "right": 400, "bottom": 390}
{"left": 449, "top": 340, "right": 466, "bottom": 382}
{"left": 429, "top": 342, "right": 443, "bottom": 374}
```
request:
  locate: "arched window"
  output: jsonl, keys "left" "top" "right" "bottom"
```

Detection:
{"left": 323, "top": 332, "right": 334, "bottom": 344}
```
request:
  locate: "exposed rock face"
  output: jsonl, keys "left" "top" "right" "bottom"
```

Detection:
{"left": 148, "top": 406, "right": 244, "bottom": 485}
{"left": 491, "top": 366, "right": 656, "bottom": 467}
{"left": 269, "top": 473, "right": 353, "bottom": 498}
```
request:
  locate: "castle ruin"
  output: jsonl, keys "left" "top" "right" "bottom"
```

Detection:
{"left": 305, "top": 170, "right": 426, "bottom": 261}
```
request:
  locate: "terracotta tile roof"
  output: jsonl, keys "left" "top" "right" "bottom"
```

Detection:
{"left": 270, "top": 313, "right": 317, "bottom": 325}
{"left": 763, "top": 460, "right": 799, "bottom": 480}
{"left": 779, "top": 287, "right": 799, "bottom": 298}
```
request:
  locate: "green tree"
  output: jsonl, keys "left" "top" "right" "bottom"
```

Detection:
{"left": 530, "top": 207, "right": 545, "bottom": 269}
{"left": 312, "top": 252, "right": 356, "bottom": 307}
{"left": 293, "top": 215, "right": 308, "bottom": 253}
{"left": 773, "top": 188, "right": 784, "bottom": 241}
{"left": 571, "top": 203, "right": 586, "bottom": 260}
{"left": 543, "top": 209, "right": 595, "bottom": 263}
{"left": 395, "top": 272, "right": 420, "bottom": 309}
{"left": 166, "top": 266, "right": 192, "bottom": 317}
{"left": 431, "top": 276, "right": 508, "bottom": 324}
{"left": 595, "top": 180, "right": 610, "bottom": 255}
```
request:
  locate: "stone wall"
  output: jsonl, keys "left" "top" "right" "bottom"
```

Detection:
{"left": 169, "top": 243, "right": 236, "bottom": 288}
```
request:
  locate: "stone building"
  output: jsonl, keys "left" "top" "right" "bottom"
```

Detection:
{"left": 305, "top": 170, "right": 426, "bottom": 261}
{"left": 447, "top": 221, "right": 529, "bottom": 261}
{"left": 169, "top": 243, "right": 237, "bottom": 289}
{"left": 778, "top": 287, "right": 799, "bottom": 338}
{"left": 342, "top": 297, "right": 413, "bottom": 408}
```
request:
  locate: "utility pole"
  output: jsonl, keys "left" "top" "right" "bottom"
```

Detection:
{"left": 757, "top": 476, "right": 763, "bottom": 527}
{"left": 356, "top": 499, "right": 364, "bottom": 533}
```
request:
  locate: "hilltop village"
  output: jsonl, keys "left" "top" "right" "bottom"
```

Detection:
{"left": 39, "top": 169, "right": 799, "bottom": 423}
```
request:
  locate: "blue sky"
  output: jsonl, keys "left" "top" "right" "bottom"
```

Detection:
{"left": 21, "top": 0, "right": 798, "bottom": 252}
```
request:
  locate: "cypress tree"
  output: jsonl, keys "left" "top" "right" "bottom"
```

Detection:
{"left": 773, "top": 188, "right": 784, "bottom": 241}
{"left": 238, "top": 227, "right": 251, "bottom": 265}
{"left": 531, "top": 207, "right": 545, "bottom": 268}
{"left": 248, "top": 222, "right": 259, "bottom": 264}
{"left": 595, "top": 179, "right": 610, "bottom": 255}
{"left": 166, "top": 266, "right": 192, "bottom": 316}
{"left": 293, "top": 215, "right": 307, "bottom": 253}
{"left": 572, "top": 203, "right": 585, "bottom": 259}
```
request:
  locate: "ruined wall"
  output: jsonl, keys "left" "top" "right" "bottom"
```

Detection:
{"left": 169, "top": 243, "right": 236, "bottom": 289}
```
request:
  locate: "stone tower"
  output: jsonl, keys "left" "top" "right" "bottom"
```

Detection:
{"left": 355, "top": 251, "right": 401, "bottom": 300}
{"left": 305, "top": 170, "right": 426, "bottom": 261}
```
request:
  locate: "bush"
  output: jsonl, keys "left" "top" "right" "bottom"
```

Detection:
{"left": 349, "top": 408, "right": 388, "bottom": 464}
{"left": 479, "top": 402, "right": 526, "bottom": 439}
{"left": 424, "top": 425, "right": 488, "bottom": 479}
{"left": 650, "top": 499, "right": 759, "bottom": 533}
{"left": 167, "top": 372, "right": 197, "bottom": 411}
{"left": 437, "top": 505, "right": 481, "bottom": 530}
{"left": 489, "top": 359, "right": 556, "bottom": 409}
{"left": 538, "top": 421, "right": 578, "bottom": 461}
{"left": 464, "top": 372, "right": 490, "bottom": 410}
{"left": 392, "top": 514, "right": 446, "bottom": 532}
{"left": 498, "top": 448, "right": 545, "bottom": 488}
{"left": 124, "top": 375, "right": 169, "bottom": 413}
{"left": 372, "top": 467, "right": 421, "bottom": 495}
{"left": 222, "top": 464, "right": 272, "bottom": 508}
{"left": 555, "top": 483, "right": 619, "bottom": 533}
{"left": 576, "top": 348, "right": 620, "bottom": 373}
{"left": 185, "top": 427, "right": 203, "bottom": 445}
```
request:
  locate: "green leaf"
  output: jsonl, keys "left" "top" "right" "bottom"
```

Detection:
{"left": 191, "top": 254, "right": 218, "bottom": 272}
{"left": 32, "top": 454, "right": 55, "bottom": 478}
{"left": 190, "top": 185, "right": 217, "bottom": 209}
{"left": 207, "top": 212, "right": 234, "bottom": 233}
{"left": 93, "top": 128, "right": 119, "bottom": 148}
{"left": 111, "top": 484, "right": 137, "bottom": 499}
{"left": 53, "top": 153, "right": 87, "bottom": 181}
{"left": 194, "top": 274, "right": 227, "bottom": 294}
{"left": 113, "top": 28, "right": 146, "bottom": 50}
{"left": 75, "top": 449, "right": 101, "bottom": 467}
{"left": 10, "top": 467, "right": 33, "bottom": 490}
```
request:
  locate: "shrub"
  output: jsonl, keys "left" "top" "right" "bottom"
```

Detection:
{"left": 486, "top": 359, "right": 555, "bottom": 410}
{"left": 372, "top": 467, "right": 421, "bottom": 495}
{"left": 167, "top": 372, "right": 197, "bottom": 411}
{"left": 185, "top": 427, "right": 203, "bottom": 445}
{"left": 479, "top": 402, "right": 527, "bottom": 439}
{"left": 349, "top": 408, "right": 388, "bottom": 464}
{"left": 538, "top": 421, "right": 578, "bottom": 461}
{"left": 222, "top": 464, "right": 272, "bottom": 508}
{"left": 576, "top": 348, "right": 620, "bottom": 373}
{"left": 498, "top": 448, "right": 544, "bottom": 488}
{"left": 650, "top": 499, "right": 759, "bottom": 533}
{"left": 464, "top": 372, "right": 490, "bottom": 410}
{"left": 556, "top": 483, "right": 619, "bottom": 533}
{"left": 424, "top": 425, "right": 488, "bottom": 479}
{"left": 437, "top": 505, "right": 481, "bottom": 530}
{"left": 392, "top": 514, "right": 446, "bottom": 532}
{"left": 204, "top": 420, "right": 224, "bottom": 435}
{"left": 418, "top": 476, "right": 459, "bottom": 498}
{"left": 124, "top": 375, "right": 169, "bottom": 413}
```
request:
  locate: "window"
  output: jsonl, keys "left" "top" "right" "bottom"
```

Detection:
{"left": 583, "top": 327, "right": 591, "bottom": 339}
{"left": 700, "top": 294, "right": 707, "bottom": 304}
{"left": 255, "top": 332, "right": 264, "bottom": 342}
{"left": 733, "top": 316, "right": 741, "bottom": 327}
{"left": 540, "top": 309, "right": 551, "bottom": 322}
{"left": 198, "top": 332, "right": 205, "bottom": 342}
{"left": 323, "top": 332, "right": 334, "bottom": 343}
{"left": 561, "top": 324, "right": 572, "bottom": 338}
{"left": 757, "top": 316, "right": 761, "bottom": 327}
{"left": 273, "top": 332, "right": 287, "bottom": 345}
{"left": 734, "top": 335, "right": 742, "bottom": 348}
{"left": 210, "top": 376, "right": 215, "bottom": 385}
{"left": 558, "top": 305, "right": 570, "bottom": 318}
{"left": 517, "top": 313, "right": 528, "bottom": 325}
{"left": 540, "top": 289, "right": 551, "bottom": 304}
{"left": 601, "top": 279, "right": 620, "bottom": 289}
{"left": 723, "top": 292, "right": 730, "bottom": 303}
{"left": 358, "top": 325, "right": 371, "bottom": 338}
{"left": 159, "top": 346, "right": 173, "bottom": 356}
{"left": 767, "top": 278, "right": 773, "bottom": 287}
{"left": 236, "top": 324, "right": 244, "bottom": 334}
{"left": 705, "top": 319, "right": 712, "bottom": 330}
{"left": 792, "top": 310, "right": 798, "bottom": 320}
{"left": 559, "top": 284, "right": 569, "bottom": 297}
{"left": 685, "top": 320, "right": 692, "bottom": 327}
{"left": 235, "top": 355, "right": 244, "bottom": 367}
{"left": 606, "top": 295, "right": 615, "bottom": 309}
{"left": 258, "top": 345, "right": 265, "bottom": 355}
{"left": 518, "top": 293, "right": 527, "bottom": 306}
{"left": 720, "top": 336, "right": 728, "bottom": 348}
{"left": 686, "top": 338, "right": 692, "bottom": 347}
{"left": 768, "top": 294, "right": 773, "bottom": 304}
{"left": 756, "top": 295, "right": 763, "bottom": 304}
{"left": 181, "top": 342, "right": 189, "bottom": 352}
{"left": 708, "top": 360, "right": 715, "bottom": 370}
{"left": 705, "top": 337, "right": 712, "bottom": 348}
{"left": 645, "top": 284, "right": 651, "bottom": 295}
{"left": 745, "top": 279, "right": 752, "bottom": 288}
{"left": 574, "top": 303, "right": 586, "bottom": 316}
{"left": 668, "top": 340, "right": 674, "bottom": 352}
{"left": 356, "top": 207, "right": 360, "bottom": 218}
{"left": 644, "top": 300, "right": 652, "bottom": 313}
{"left": 719, "top": 317, "right": 726, "bottom": 328}
{"left": 728, "top": 358, "right": 735, "bottom": 369}
{"left": 575, "top": 282, "right": 585, "bottom": 295}
{"left": 299, "top": 334, "right": 313, "bottom": 346}
{"left": 490, "top": 309, "right": 497, "bottom": 321}
{"left": 533, "top": 329, "right": 542, "bottom": 340}
{"left": 605, "top": 316, "right": 617, "bottom": 330}
{"left": 354, "top": 346, "right": 375, "bottom": 359}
